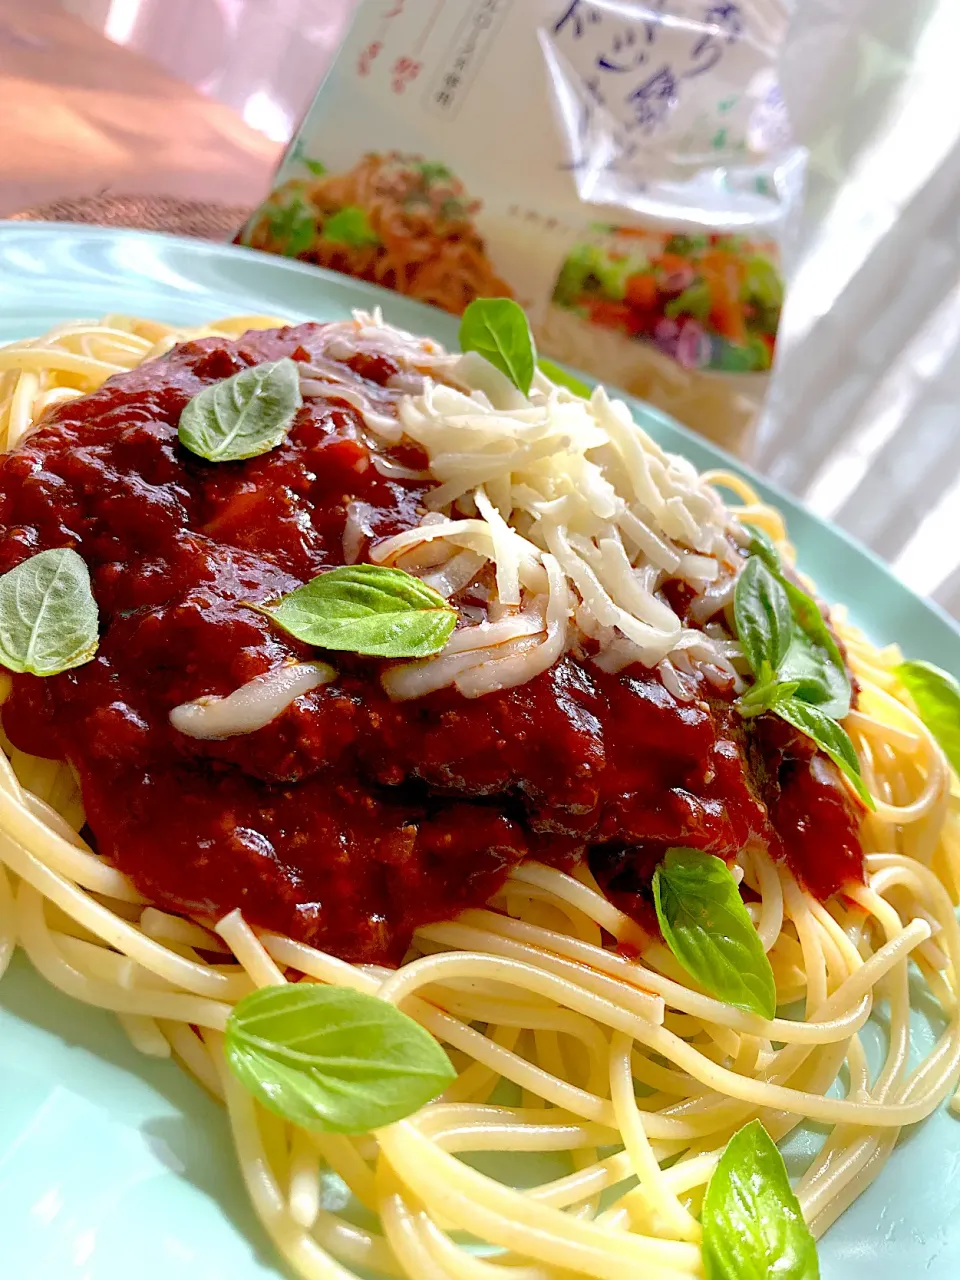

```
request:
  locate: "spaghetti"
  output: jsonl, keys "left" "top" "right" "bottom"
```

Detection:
{"left": 0, "top": 315, "right": 958, "bottom": 1280}
{"left": 238, "top": 153, "right": 511, "bottom": 315}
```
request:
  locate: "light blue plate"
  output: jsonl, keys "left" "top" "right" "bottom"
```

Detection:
{"left": 1, "top": 222, "right": 958, "bottom": 1280}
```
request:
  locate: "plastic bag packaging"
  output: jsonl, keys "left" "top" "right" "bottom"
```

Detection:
{"left": 238, "top": 1, "right": 806, "bottom": 456}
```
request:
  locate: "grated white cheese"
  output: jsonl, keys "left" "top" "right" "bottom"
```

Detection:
{"left": 474, "top": 486, "right": 521, "bottom": 607}
{"left": 420, "top": 548, "right": 487, "bottom": 599}
{"left": 342, "top": 500, "right": 376, "bottom": 565}
{"left": 170, "top": 662, "right": 336, "bottom": 740}
{"left": 298, "top": 309, "right": 744, "bottom": 700}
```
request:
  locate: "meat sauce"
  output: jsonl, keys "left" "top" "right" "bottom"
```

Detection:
{"left": 0, "top": 325, "right": 864, "bottom": 962}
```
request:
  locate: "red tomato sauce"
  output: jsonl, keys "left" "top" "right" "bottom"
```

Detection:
{"left": 0, "top": 325, "right": 863, "bottom": 962}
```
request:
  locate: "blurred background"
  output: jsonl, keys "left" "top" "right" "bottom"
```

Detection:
{"left": 58, "top": 0, "right": 352, "bottom": 145}
{"left": 1, "top": 0, "right": 959, "bottom": 620}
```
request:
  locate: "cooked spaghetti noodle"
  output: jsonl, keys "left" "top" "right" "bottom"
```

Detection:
{"left": 0, "top": 316, "right": 958, "bottom": 1280}
{"left": 238, "top": 153, "right": 511, "bottom": 315}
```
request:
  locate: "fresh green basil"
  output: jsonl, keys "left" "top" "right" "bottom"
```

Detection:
{"left": 179, "top": 358, "right": 302, "bottom": 463}
{"left": 703, "top": 1120, "right": 819, "bottom": 1280}
{"left": 322, "top": 206, "right": 380, "bottom": 248}
{"left": 777, "top": 576, "right": 850, "bottom": 719}
{"left": 538, "top": 358, "right": 592, "bottom": 399}
{"left": 459, "top": 298, "right": 536, "bottom": 395}
{"left": 897, "top": 660, "right": 960, "bottom": 776}
{"left": 733, "top": 547, "right": 850, "bottom": 721}
{"left": 774, "top": 696, "right": 873, "bottom": 809}
{"left": 0, "top": 547, "right": 99, "bottom": 676}
{"left": 736, "top": 674, "right": 799, "bottom": 718}
{"left": 259, "top": 564, "right": 457, "bottom": 658}
{"left": 744, "top": 525, "right": 781, "bottom": 572}
{"left": 652, "top": 848, "right": 776, "bottom": 1020}
{"left": 734, "top": 557, "right": 793, "bottom": 679}
{"left": 225, "top": 984, "right": 456, "bottom": 1133}
{"left": 732, "top": 547, "right": 860, "bottom": 793}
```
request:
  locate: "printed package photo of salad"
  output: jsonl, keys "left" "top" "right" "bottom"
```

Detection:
{"left": 552, "top": 227, "right": 783, "bottom": 375}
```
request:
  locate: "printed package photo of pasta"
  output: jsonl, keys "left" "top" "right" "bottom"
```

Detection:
{"left": 238, "top": 0, "right": 803, "bottom": 456}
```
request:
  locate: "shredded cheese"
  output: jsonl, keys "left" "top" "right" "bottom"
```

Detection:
{"left": 170, "top": 662, "right": 336, "bottom": 740}
{"left": 297, "top": 309, "right": 746, "bottom": 700}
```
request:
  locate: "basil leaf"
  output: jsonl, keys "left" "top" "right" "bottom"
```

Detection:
{"left": 0, "top": 547, "right": 99, "bottom": 676}
{"left": 745, "top": 526, "right": 781, "bottom": 572}
{"left": 179, "top": 358, "right": 302, "bottom": 463}
{"left": 259, "top": 564, "right": 457, "bottom": 658}
{"left": 774, "top": 696, "right": 874, "bottom": 810}
{"left": 226, "top": 984, "right": 456, "bottom": 1133}
{"left": 703, "top": 1120, "right": 819, "bottom": 1280}
{"left": 652, "top": 848, "right": 776, "bottom": 1019}
{"left": 777, "top": 577, "right": 850, "bottom": 719}
{"left": 897, "top": 660, "right": 960, "bottom": 776}
{"left": 539, "top": 358, "right": 592, "bottom": 399}
{"left": 459, "top": 298, "right": 536, "bottom": 395}
{"left": 734, "top": 557, "right": 792, "bottom": 678}
{"left": 322, "top": 206, "right": 380, "bottom": 248}
{"left": 733, "top": 551, "right": 852, "bottom": 721}
{"left": 737, "top": 671, "right": 799, "bottom": 718}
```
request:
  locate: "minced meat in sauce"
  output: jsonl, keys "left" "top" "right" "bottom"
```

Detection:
{"left": 0, "top": 325, "right": 863, "bottom": 962}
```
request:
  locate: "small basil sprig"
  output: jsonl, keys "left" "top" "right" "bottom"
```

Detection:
{"left": 733, "top": 548, "right": 871, "bottom": 807}
{"left": 226, "top": 984, "right": 456, "bottom": 1132}
{"left": 897, "top": 660, "right": 960, "bottom": 776}
{"left": 258, "top": 564, "right": 456, "bottom": 658}
{"left": 460, "top": 297, "right": 594, "bottom": 398}
{"left": 0, "top": 547, "right": 99, "bottom": 676}
{"left": 735, "top": 554, "right": 850, "bottom": 719}
{"left": 777, "top": 575, "right": 850, "bottom": 719}
{"left": 179, "top": 358, "right": 302, "bottom": 463}
{"left": 703, "top": 1120, "right": 819, "bottom": 1280}
{"left": 459, "top": 298, "right": 536, "bottom": 395}
{"left": 653, "top": 848, "right": 776, "bottom": 1020}
{"left": 733, "top": 558, "right": 792, "bottom": 680}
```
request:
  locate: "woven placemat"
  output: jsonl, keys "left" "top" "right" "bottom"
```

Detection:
{"left": 9, "top": 194, "right": 251, "bottom": 241}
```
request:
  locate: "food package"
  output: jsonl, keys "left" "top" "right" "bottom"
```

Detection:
{"left": 237, "top": 1, "right": 805, "bottom": 456}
